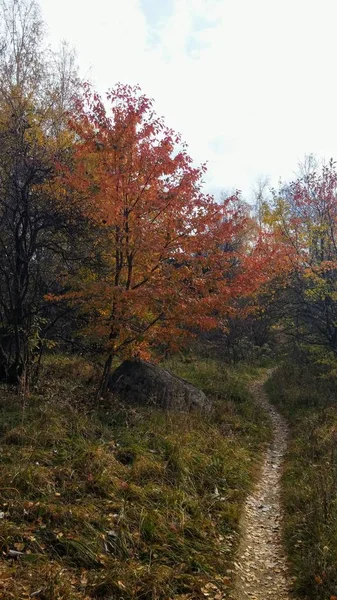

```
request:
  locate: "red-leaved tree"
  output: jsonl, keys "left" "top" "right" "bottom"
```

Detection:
{"left": 58, "top": 84, "right": 257, "bottom": 395}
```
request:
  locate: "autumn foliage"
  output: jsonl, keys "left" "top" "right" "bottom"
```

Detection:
{"left": 56, "top": 84, "right": 267, "bottom": 392}
{"left": 2, "top": 0, "right": 333, "bottom": 394}
{"left": 0, "top": 65, "right": 318, "bottom": 393}
{"left": 261, "top": 161, "right": 337, "bottom": 354}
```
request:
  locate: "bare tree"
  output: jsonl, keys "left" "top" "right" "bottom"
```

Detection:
{"left": 0, "top": 0, "right": 45, "bottom": 93}
{"left": 0, "top": 0, "right": 83, "bottom": 392}
{"left": 252, "top": 175, "right": 270, "bottom": 228}
{"left": 0, "top": 0, "right": 80, "bottom": 113}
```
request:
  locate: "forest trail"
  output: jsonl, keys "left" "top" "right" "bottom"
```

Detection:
{"left": 232, "top": 373, "right": 292, "bottom": 600}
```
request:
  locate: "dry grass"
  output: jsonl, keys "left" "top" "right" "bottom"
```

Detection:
{"left": 267, "top": 360, "right": 337, "bottom": 600}
{"left": 0, "top": 354, "right": 271, "bottom": 600}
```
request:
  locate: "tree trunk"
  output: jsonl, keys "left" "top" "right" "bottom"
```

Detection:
{"left": 96, "top": 353, "right": 114, "bottom": 400}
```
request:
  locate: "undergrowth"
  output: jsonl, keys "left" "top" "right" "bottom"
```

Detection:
{"left": 266, "top": 359, "right": 337, "bottom": 600}
{"left": 0, "top": 354, "right": 270, "bottom": 600}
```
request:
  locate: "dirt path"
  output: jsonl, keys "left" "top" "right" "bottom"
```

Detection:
{"left": 232, "top": 373, "right": 292, "bottom": 600}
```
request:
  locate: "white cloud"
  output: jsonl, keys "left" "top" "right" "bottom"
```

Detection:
{"left": 40, "top": 0, "right": 337, "bottom": 200}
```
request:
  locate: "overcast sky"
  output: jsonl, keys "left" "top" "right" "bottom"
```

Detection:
{"left": 40, "top": 0, "right": 337, "bottom": 201}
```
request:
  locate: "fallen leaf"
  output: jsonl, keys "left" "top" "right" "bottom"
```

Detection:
{"left": 14, "top": 543, "right": 25, "bottom": 551}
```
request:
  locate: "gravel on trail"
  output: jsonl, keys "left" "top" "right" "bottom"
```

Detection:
{"left": 232, "top": 374, "right": 293, "bottom": 600}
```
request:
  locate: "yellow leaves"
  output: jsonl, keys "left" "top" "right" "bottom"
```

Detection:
{"left": 314, "top": 575, "right": 323, "bottom": 585}
{"left": 24, "top": 119, "right": 45, "bottom": 147}
{"left": 45, "top": 339, "right": 57, "bottom": 350}
{"left": 201, "top": 581, "right": 226, "bottom": 599}
{"left": 14, "top": 542, "right": 25, "bottom": 552}
{"left": 117, "top": 581, "right": 127, "bottom": 590}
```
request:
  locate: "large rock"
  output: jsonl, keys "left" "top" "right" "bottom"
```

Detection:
{"left": 108, "top": 359, "right": 211, "bottom": 413}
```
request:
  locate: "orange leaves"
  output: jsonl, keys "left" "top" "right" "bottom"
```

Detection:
{"left": 59, "top": 83, "right": 255, "bottom": 359}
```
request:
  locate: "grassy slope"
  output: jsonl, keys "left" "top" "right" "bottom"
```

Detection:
{"left": 0, "top": 356, "right": 270, "bottom": 600}
{"left": 266, "top": 362, "right": 337, "bottom": 600}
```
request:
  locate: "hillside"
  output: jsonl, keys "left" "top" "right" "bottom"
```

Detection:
{"left": 0, "top": 356, "right": 270, "bottom": 600}
{"left": 2, "top": 1, "right": 337, "bottom": 598}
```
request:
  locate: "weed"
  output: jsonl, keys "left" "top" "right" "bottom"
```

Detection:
{"left": 0, "top": 354, "right": 270, "bottom": 599}
{"left": 267, "top": 361, "right": 337, "bottom": 599}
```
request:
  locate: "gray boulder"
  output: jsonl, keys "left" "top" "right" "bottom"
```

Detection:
{"left": 108, "top": 359, "right": 211, "bottom": 413}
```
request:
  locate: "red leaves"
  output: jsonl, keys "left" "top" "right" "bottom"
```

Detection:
{"left": 59, "top": 84, "right": 257, "bottom": 358}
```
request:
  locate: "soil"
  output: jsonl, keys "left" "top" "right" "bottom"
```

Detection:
{"left": 232, "top": 373, "right": 293, "bottom": 600}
